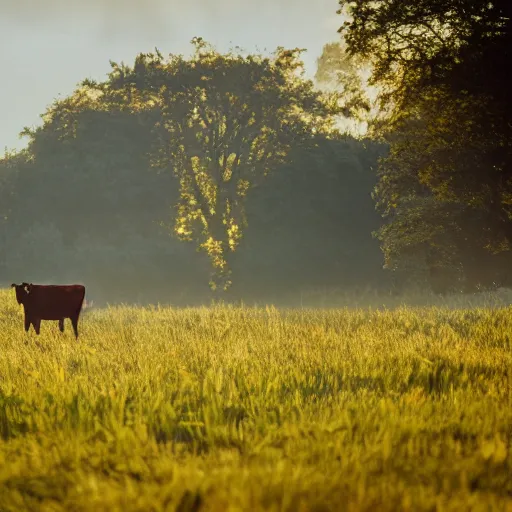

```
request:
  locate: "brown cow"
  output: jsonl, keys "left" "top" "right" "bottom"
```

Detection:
{"left": 11, "top": 282, "right": 86, "bottom": 339}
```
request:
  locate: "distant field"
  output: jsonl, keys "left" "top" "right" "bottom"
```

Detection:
{"left": 0, "top": 289, "right": 511, "bottom": 511}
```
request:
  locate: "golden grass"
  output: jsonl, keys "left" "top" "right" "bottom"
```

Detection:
{"left": 0, "top": 289, "right": 510, "bottom": 511}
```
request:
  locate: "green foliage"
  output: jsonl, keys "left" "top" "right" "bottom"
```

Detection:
{"left": 0, "top": 289, "right": 510, "bottom": 509}
{"left": 15, "top": 91, "right": 174, "bottom": 242}
{"left": 338, "top": 0, "right": 512, "bottom": 291}
{"left": 315, "top": 41, "right": 371, "bottom": 122}
{"left": 84, "top": 38, "right": 342, "bottom": 289}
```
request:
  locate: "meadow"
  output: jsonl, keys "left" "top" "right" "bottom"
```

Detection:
{"left": 0, "top": 289, "right": 510, "bottom": 511}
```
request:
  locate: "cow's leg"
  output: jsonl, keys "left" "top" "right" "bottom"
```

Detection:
{"left": 33, "top": 318, "right": 41, "bottom": 335}
{"left": 70, "top": 315, "right": 79, "bottom": 340}
{"left": 58, "top": 318, "right": 65, "bottom": 333}
{"left": 24, "top": 315, "right": 31, "bottom": 333}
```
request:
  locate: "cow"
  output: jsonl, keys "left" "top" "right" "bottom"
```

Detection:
{"left": 11, "top": 282, "right": 86, "bottom": 339}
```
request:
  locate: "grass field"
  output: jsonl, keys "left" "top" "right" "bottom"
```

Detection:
{"left": 0, "top": 289, "right": 511, "bottom": 511}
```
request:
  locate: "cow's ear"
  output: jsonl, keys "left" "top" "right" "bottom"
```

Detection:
{"left": 10, "top": 283, "right": 16, "bottom": 288}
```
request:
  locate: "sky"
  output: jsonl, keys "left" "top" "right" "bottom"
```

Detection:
{"left": 0, "top": 0, "right": 342, "bottom": 152}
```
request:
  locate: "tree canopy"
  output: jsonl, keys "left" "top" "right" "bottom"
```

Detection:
{"left": 78, "top": 38, "right": 342, "bottom": 289}
{"left": 339, "top": 0, "right": 512, "bottom": 291}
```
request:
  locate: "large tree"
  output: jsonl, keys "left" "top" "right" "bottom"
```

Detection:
{"left": 10, "top": 40, "right": 342, "bottom": 291}
{"left": 338, "top": 0, "right": 512, "bottom": 290}
{"left": 82, "top": 39, "right": 342, "bottom": 289}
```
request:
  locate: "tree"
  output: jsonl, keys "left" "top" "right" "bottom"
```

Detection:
{"left": 338, "top": 0, "right": 512, "bottom": 291}
{"left": 315, "top": 41, "right": 371, "bottom": 124}
{"left": 0, "top": 149, "right": 29, "bottom": 279}
{"left": 92, "top": 38, "right": 342, "bottom": 289}
{"left": 16, "top": 89, "right": 174, "bottom": 243}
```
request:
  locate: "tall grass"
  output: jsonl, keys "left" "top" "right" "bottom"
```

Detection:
{"left": 0, "top": 289, "right": 510, "bottom": 511}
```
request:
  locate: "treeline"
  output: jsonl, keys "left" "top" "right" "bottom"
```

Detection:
{"left": 4, "top": 0, "right": 510, "bottom": 305}
{"left": 0, "top": 41, "right": 389, "bottom": 305}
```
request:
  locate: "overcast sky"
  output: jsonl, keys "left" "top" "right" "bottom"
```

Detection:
{"left": 1, "top": 0, "right": 342, "bottom": 151}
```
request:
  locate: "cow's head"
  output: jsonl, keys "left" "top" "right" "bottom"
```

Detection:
{"left": 11, "top": 282, "right": 33, "bottom": 305}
